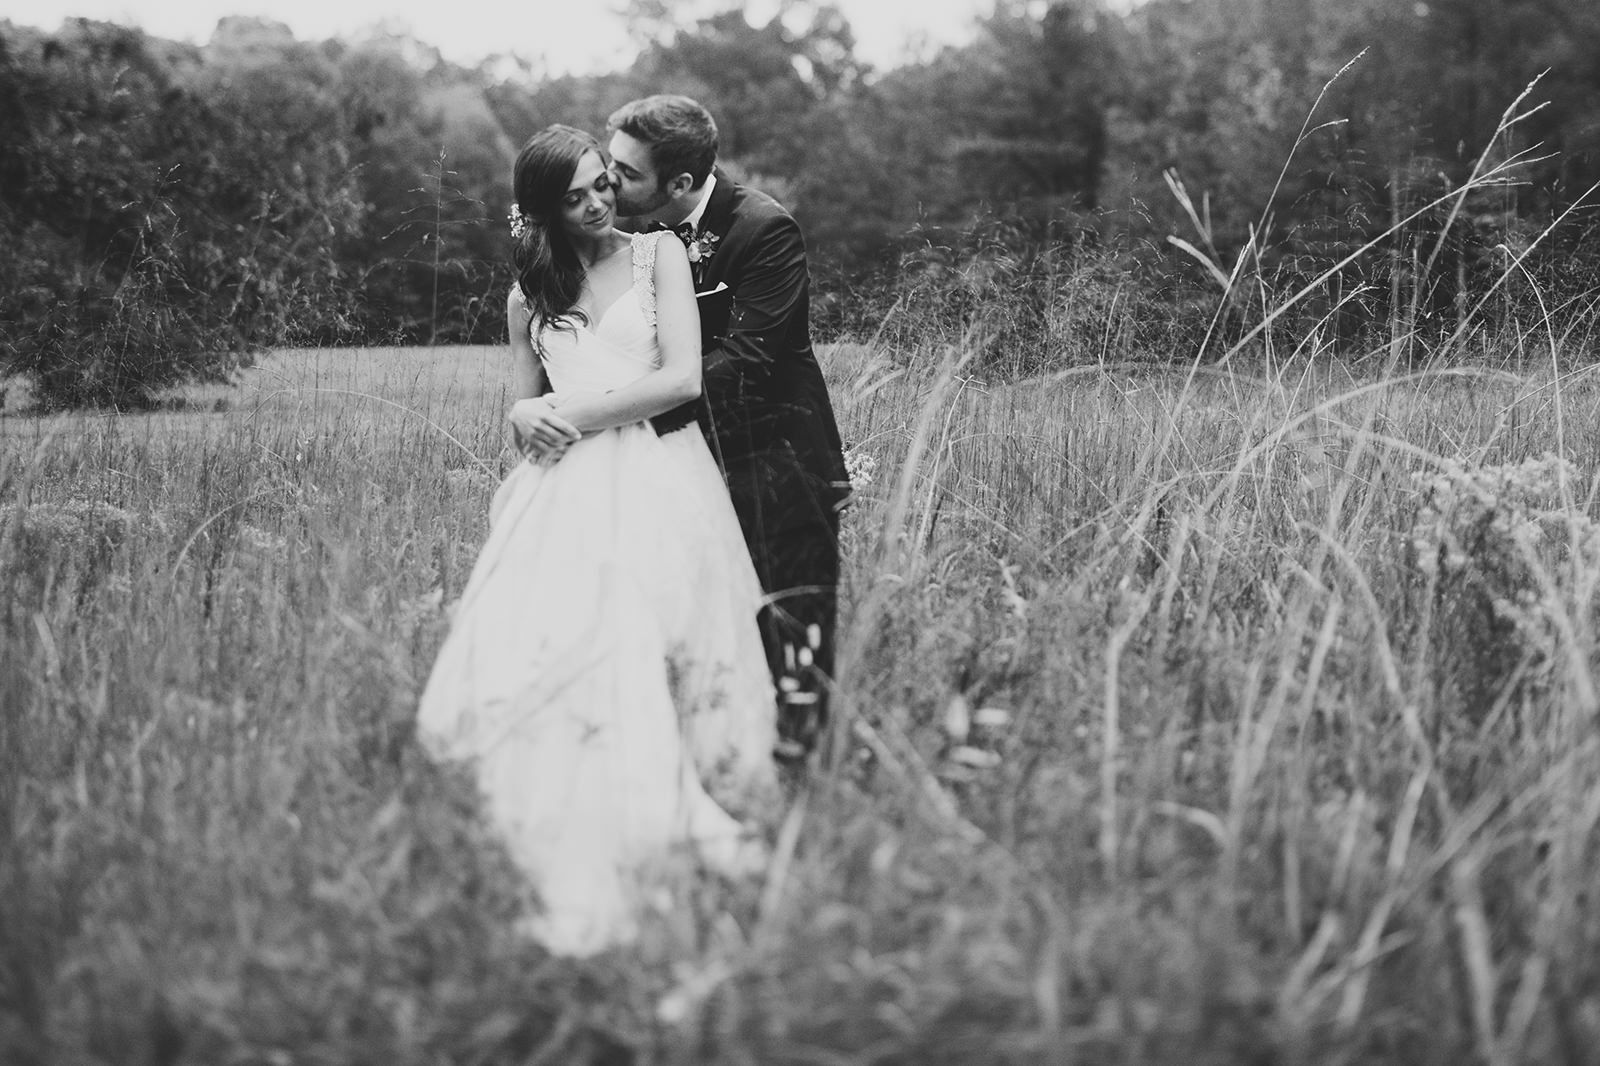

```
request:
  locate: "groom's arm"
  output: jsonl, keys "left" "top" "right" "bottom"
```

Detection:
{"left": 701, "top": 212, "right": 808, "bottom": 404}
{"left": 651, "top": 210, "right": 806, "bottom": 437}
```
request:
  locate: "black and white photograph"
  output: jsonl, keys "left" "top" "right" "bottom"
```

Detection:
{"left": 3, "top": 0, "right": 1600, "bottom": 1062}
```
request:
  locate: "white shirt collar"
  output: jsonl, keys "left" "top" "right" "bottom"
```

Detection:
{"left": 682, "top": 172, "right": 717, "bottom": 231}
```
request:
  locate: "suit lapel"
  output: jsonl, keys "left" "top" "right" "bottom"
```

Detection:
{"left": 696, "top": 172, "right": 738, "bottom": 291}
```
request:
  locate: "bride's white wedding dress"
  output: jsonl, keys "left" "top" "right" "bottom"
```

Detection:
{"left": 418, "top": 231, "right": 777, "bottom": 956}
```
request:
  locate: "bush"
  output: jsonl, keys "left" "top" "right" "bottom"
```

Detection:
{"left": 0, "top": 20, "right": 363, "bottom": 409}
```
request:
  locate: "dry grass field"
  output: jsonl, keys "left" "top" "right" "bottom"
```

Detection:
{"left": 4, "top": 338, "right": 1600, "bottom": 1065}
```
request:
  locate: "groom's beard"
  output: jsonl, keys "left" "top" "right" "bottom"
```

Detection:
{"left": 615, "top": 182, "right": 671, "bottom": 221}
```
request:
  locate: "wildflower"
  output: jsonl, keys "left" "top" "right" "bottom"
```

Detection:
{"left": 5, "top": 499, "right": 131, "bottom": 549}
{"left": 1410, "top": 450, "right": 1600, "bottom": 690}
{"left": 947, "top": 745, "right": 1001, "bottom": 769}
{"left": 237, "top": 524, "right": 288, "bottom": 556}
{"left": 397, "top": 586, "right": 447, "bottom": 637}
{"left": 844, "top": 446, "right": 877, "bottom": 488}
{"left": 973, "top": 707, "right": 1012, "bottom": 730}
{"left": 942, "top": 693, "right": 971, "bottom": 742}
{"left": 445, "top": 466, "right": 496, "bottom": 493}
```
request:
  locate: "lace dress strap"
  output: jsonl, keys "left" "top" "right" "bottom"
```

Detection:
{"left": 631, "top": 231, "right": 664, "bottom": 328}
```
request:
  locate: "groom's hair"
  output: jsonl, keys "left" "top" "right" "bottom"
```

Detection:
{"left": 607, "top": 95, "right": 718, "bottom": 190}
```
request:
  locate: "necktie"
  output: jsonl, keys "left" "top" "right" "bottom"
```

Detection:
{"left": 672, "top": 222, "right": 697, "bottom": 246}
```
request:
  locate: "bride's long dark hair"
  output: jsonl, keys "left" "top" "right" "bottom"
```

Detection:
{"left": 511, "top": 124, "right": 606, "bottom": 337}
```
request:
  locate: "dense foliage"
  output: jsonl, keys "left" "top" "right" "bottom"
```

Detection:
{"left": 2, "top": 0, "right": 1598, "bottom": 406}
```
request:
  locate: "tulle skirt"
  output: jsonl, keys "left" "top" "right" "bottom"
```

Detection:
{"left": 417, "top": 423, "right": 777, "bottom": 955}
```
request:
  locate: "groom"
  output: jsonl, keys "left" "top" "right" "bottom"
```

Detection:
{"left": 606, "top": 94, "right": 850, "bottom": 762}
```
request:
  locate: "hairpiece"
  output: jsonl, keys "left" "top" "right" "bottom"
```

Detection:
{"left": 507, "top": 202, "right": 530, "bottom": 239}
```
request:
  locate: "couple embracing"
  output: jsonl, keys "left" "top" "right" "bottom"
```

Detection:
{"left": 417, "top": 95, "right": 849, "bottom": 955}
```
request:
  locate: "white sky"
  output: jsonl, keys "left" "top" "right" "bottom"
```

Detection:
{"left": 2, "top": 0, "right": 998, "bottom": 76}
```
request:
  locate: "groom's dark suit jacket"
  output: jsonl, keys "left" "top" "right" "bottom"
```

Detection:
{"left": 652, "top": 172, "right": 848, "bottom": 670}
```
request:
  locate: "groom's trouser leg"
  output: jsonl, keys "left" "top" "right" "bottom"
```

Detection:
{"left": 756, "top": 513, "right": 840, "bottom": 756}
{"left": 721, "top": 441, "right": 843, "bottom": 758}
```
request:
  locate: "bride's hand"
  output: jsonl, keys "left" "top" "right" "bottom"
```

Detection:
{"left": 510, "top": 396, "right": 580, "bottom": 463}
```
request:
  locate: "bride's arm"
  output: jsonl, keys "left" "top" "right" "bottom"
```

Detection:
{"left": 506, "top": 287, "right": 580, "bottom": 456}
{"left": 508, "top": 287, "right": 545, "bottom": 399}
{"left": 548, "top": 237, "right": 701, "bottom": 433}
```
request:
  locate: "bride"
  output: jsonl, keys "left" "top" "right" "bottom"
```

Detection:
{"left": 417, "top": 125, "right": 778, "bottom": 956}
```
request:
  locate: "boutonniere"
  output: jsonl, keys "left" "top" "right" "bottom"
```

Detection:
{"left": 684, "top": 230, "right": 720, "bottom": 265}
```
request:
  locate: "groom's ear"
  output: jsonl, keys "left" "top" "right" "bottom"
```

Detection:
{"left": 665, "top": 172, "right": 696, "bottom": 199}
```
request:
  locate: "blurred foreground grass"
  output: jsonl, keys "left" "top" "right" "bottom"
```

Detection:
{"left": 4, "top": 343, "right": 1600, "bottom": 1065}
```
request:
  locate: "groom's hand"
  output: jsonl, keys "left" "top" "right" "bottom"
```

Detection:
{"left": 509, "top": 397, "right": 580, "bottom": 462}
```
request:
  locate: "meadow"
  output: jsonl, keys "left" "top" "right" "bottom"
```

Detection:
{"left": 4, "top": 334, "right": 1600, "bottom": 1066}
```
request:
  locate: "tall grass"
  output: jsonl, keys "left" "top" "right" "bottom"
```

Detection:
{"left": 5, "top": 323, "right": 1600, "bottom": 1063}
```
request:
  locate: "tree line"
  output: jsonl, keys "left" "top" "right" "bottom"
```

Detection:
{"left": 2, "top": 0, "right": 1598, "bottom": 407}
